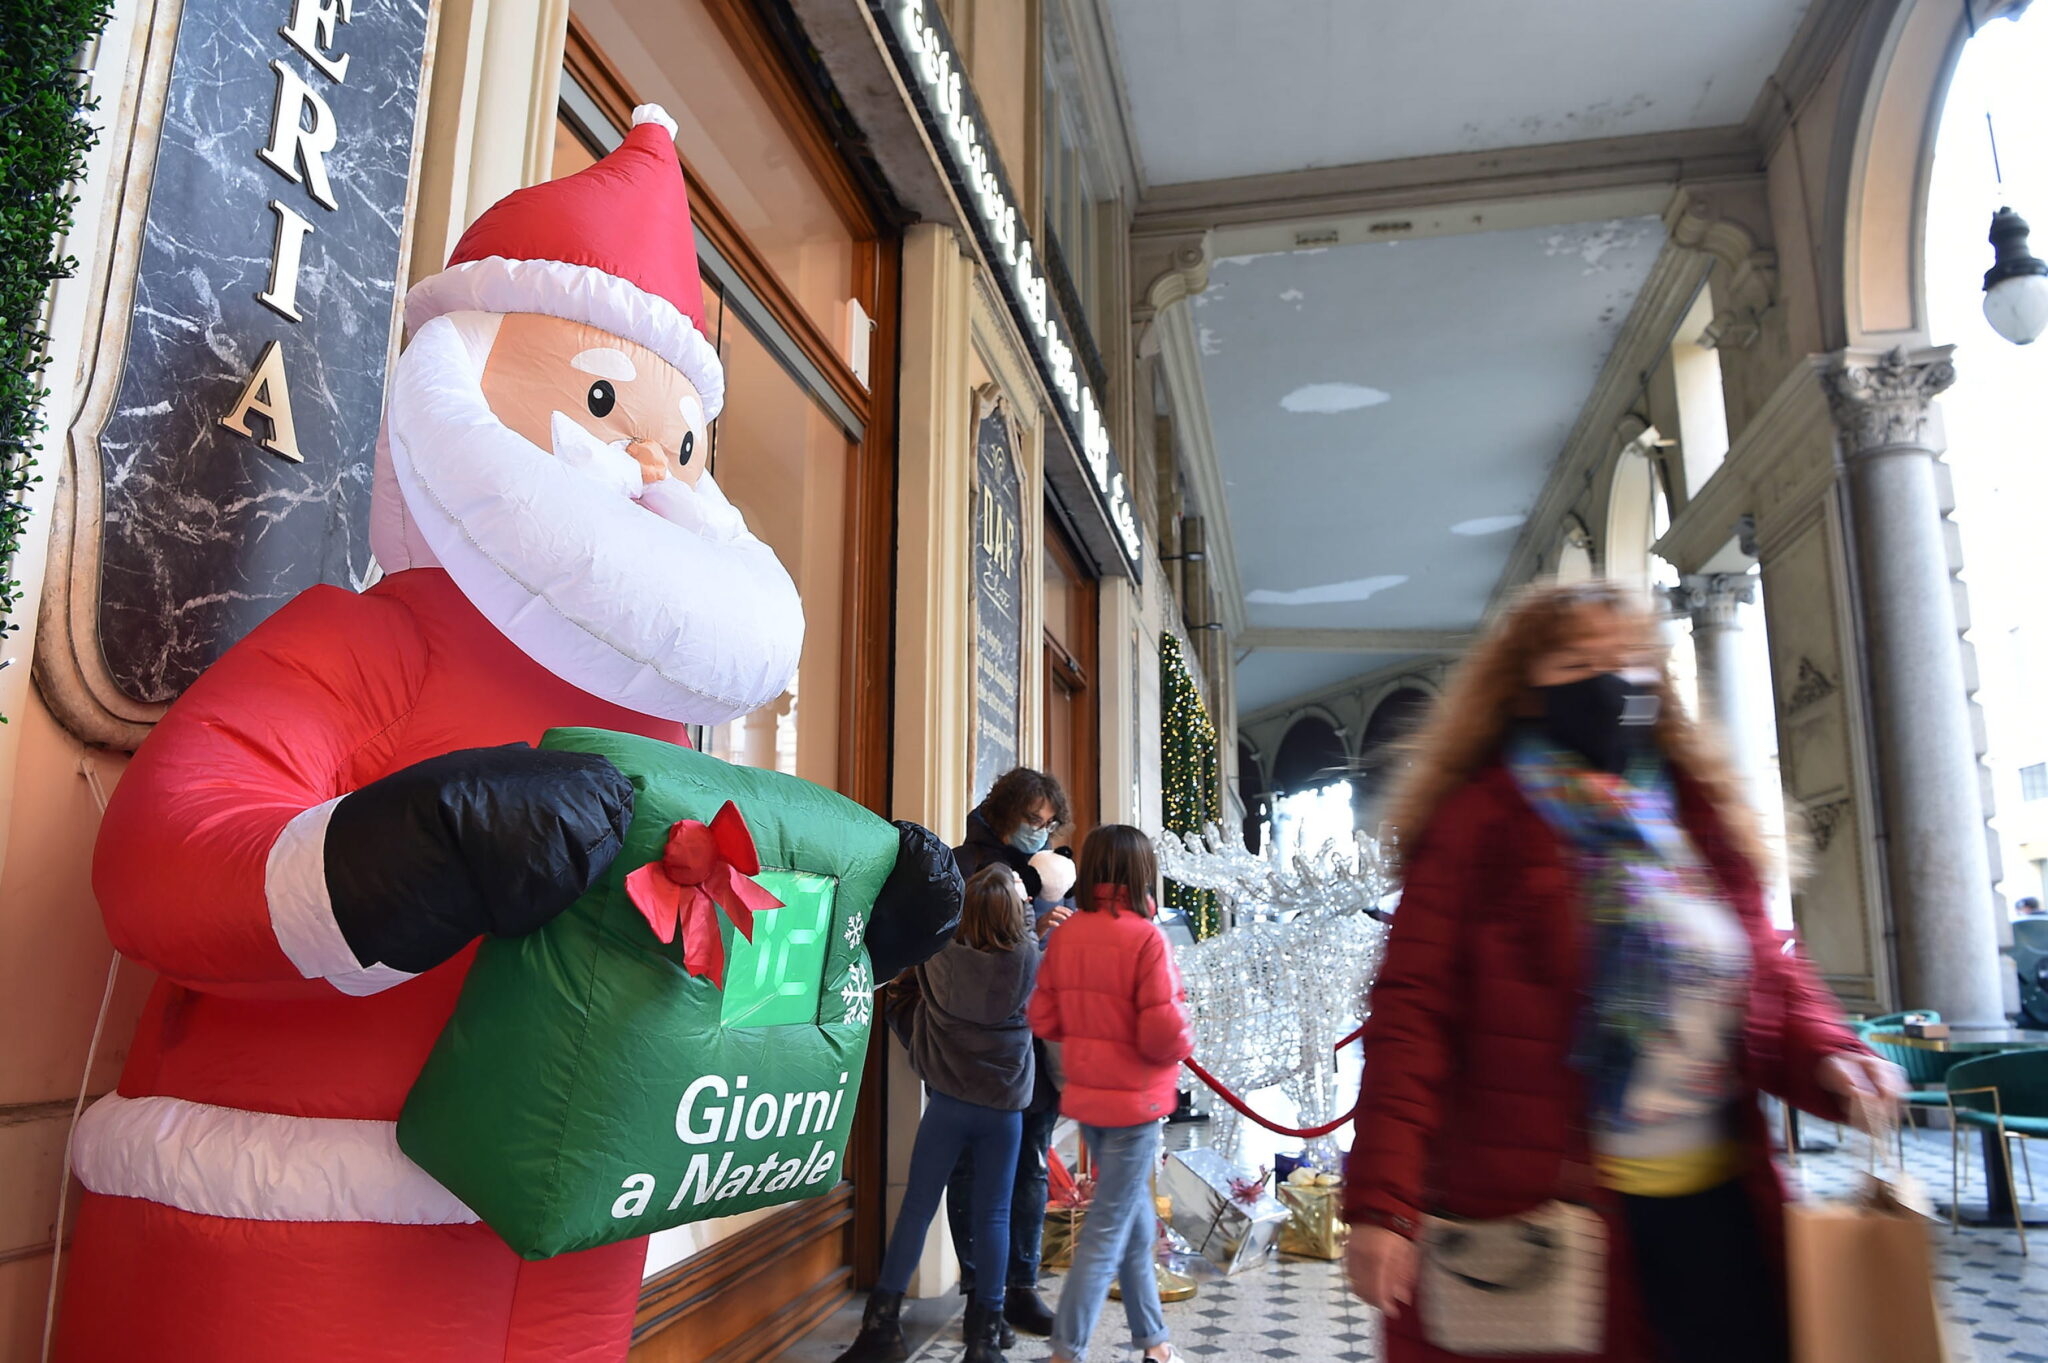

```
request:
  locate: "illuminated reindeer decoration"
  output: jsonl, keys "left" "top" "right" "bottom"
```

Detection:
{"left": 1160, "top": 824, "right": 1393, "bottom": 1164}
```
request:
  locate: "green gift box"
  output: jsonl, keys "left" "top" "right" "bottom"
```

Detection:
{"left": 398, "top": 728, "right": 896, "bottom": 1260}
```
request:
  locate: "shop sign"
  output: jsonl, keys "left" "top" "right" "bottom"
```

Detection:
{"left": 878, "top": 0, "right": 1143, "bottom": 576}
{"left": 971, "top": 397, "right": 1024, "bottom": 796}
{"left": 50, "top": 0, "right": 435, "bottom": 721}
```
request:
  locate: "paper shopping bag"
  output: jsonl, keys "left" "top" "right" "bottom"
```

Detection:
{"left": 1785, "top": 1179, "right": 1950, "bottom": 1363}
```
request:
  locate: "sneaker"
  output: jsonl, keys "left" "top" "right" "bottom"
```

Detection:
{"left": 1137, "top": 1348, "right": 1186, "bottom": 1363}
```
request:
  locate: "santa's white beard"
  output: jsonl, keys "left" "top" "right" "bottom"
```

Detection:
{"left": 545, "top": 414, "right": 749, "bottom": 544}
{"left": 376, "top": 315, "right": 804, "bottom": 725}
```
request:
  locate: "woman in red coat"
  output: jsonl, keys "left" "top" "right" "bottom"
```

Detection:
{"left": 1344, "top": 581, "right": 1902, "bottom": 1363}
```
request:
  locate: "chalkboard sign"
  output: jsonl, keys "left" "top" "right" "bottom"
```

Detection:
{"left": 972, "top": 401, "right": 1025, "bottom": 799}
{"left": 86, "top": 0, "right": 435, "bottom": 703}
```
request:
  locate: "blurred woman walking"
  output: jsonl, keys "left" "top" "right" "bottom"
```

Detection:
{"left": 1344, "top": 580, "right": 1900, "bottom": 1363}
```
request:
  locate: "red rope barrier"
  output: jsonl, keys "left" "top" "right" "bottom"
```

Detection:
{"left": 1183, "top": 1057, "right": 1353, "bottom": 1139}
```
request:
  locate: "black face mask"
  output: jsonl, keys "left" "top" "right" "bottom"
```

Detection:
{"left": 1537, "top": 672, "right": 1661, "bottom": 775}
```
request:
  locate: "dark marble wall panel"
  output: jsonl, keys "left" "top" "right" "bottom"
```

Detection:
{"left": 973, "top": 406, "right": 1024, "bottom": 801}
{"left": 95, "top": 0, "right": 431, "bottom": 701}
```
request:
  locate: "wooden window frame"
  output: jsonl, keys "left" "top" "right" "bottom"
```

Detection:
{"left": 560, "top": 3, "right": 900, "bottom": 1352}
{"left": 1044, "top": 519, "right": 1099, "bottom": 840}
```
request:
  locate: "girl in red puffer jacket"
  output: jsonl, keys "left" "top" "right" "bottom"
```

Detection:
{"left": 1028, "top": 825, "right": 1192, "bottom": 1363}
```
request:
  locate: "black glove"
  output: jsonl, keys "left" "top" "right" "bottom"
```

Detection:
{"left": 325, "top": 744, "right": 635, "bottom": 974}
{"left": 865, "top": 820, "right": 964, "bottom": 981}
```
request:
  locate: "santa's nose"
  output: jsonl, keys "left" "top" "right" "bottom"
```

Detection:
{"left": 627, "top": 438, "right": 669, "bottom": 485}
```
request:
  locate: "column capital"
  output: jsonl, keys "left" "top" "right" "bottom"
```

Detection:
{"left": 1821, "top": 345, "right": 1957, "bottom": 459}
{"left": 1131, "top": 228, "right": 1212, "bottom": 358}
{"left": 1671, "top": 572, "right": 1757, "bottom": 629}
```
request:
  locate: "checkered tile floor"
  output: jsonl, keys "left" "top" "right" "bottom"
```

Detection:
{"left": 801, "top": 1120, "right": 2047, "bottom": 1363}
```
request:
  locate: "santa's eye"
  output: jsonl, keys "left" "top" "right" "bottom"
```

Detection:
{"left": 678, "top": 431, "right": 695, "bottom": 466}
{"left": 586, "top": 380, "right": 616, "bottom": 418}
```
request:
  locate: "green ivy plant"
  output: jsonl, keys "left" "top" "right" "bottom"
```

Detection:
{"left": 0, "top": 0, "right": 116, "bottom": 718}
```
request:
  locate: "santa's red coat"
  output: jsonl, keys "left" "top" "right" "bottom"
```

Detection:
{"left": 1344, "top": 763, "right": 1867, "bottom": 1363}
{"left": 58, "top": 568, "right": 687, "bottom": 1363}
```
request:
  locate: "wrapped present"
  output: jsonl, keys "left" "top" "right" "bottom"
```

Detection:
{"left": 1112, "top": 1196, "right": 1199, "bottom": 1303}
{"left": 1042, "top": 1205, "right": 1088, "bottom": 1270}
{"left": 398, "top": 730, "right": 897, "bottom": 1259}
{"left": 1278, "top": 1168, "right": 1348, "bottom": 1260}
{"left": 1159, "top": 1148, "right": 1290, "bottom": 1274}
{"left": 1042, "top": 1149, "right": 1093, "bottom": 1269}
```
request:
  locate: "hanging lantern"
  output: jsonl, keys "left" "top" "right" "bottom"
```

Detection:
{"left": 1983, "top": 206, "right": 2048, "bottom": 345}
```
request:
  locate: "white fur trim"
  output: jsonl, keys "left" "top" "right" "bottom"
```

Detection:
{"left": 72, "top": 1094, "right": 479, "bottom": 1225}
{"left": 405, "top": 257, "right": 726, "bottom": 419}
{"left": 631, "top": 104, "right": 679, "bottom": 139}
{"left": 265, "top": 800, "right": 419, "bottom": 997}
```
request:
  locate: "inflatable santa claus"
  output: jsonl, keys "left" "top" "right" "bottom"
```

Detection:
{"left": 56, "top": 106, "right": 957, "bottom": 1362}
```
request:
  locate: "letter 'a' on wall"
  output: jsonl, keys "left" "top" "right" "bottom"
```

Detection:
{"left": 37, "top": 0, "right": 436, "bottom": 746}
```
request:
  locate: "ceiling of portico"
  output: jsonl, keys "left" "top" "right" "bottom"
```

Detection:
{"left": 1193, "top": 214, "right": 1667, "bottom": 650}
{"left": 1092, "top": 0, "right": 1838, "bottom": 725}
{"left": 1101, "top": 0, "right": 1813, "bottom": 186}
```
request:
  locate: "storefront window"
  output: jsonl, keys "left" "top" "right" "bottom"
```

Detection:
{"left": 573, "top": 0, "right": 860, "bottom": 353}
{"left": 1041, "top": 8, "right": 1112, "bottom": 338}
{"left": 548, "top": 0, "right": 894, "bottom": 1291}
{"left": 692, "top": 283, "right": 850, "bottom": 788}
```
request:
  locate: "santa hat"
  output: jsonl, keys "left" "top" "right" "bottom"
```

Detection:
{"left": 404, "top": 106, "right": 726, "bottom": 418}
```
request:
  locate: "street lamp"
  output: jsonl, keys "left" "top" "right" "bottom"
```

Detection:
{"left": 1984, "top": 206, "right": 2048, "bottom": 345}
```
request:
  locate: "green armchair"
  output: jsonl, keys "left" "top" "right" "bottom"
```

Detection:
{"left": 1946, "top": 1049, "right": 2048, "bottom": 1254}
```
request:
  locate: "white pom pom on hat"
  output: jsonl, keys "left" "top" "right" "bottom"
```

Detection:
{"left": 630, "top": 105, "right": 679, "bottom": 140}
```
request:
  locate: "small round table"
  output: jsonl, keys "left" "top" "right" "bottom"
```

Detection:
{"left": 1867, "top": 1026, "right": 2048, "bottom": 1228}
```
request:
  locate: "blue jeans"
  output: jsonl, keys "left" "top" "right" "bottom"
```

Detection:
{"left": 947, "top": 1104, "right": 1058, "bottom": 1291}
{"left": 1051, "top": 1120, "right": 1168, "bottom": 1360}
{"left": 877, "top": 1090, "right": 1022, "bottom": 1309}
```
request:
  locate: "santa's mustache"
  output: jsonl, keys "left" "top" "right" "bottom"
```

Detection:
{"left": 548, "top": 412, "right": 747, "bottom": 542}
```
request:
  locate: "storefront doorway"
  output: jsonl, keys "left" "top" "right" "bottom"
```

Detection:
{"left": 553, "top": 1, "right": 897, "bottom": 1355}
{"left": 1043, "top": 518, "right": 1100, "bottom": 840}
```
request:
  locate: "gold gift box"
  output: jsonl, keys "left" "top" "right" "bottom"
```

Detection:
{"left": 1277, "top": 1182, "right": 1348, "bottom": 1260}
{"left": 1042, "top": 1205, "right": 1086, "bottom": 1270}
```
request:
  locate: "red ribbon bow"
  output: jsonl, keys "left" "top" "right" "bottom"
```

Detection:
{"left": 1229, "top": 1170, "right": 1271, "bottom": 1206}
{"left": 1047, "top": 1150, "right": 1095, "bottom": 1209}
{"left": 624, "top": 802, "right": 783, "bottom": 987}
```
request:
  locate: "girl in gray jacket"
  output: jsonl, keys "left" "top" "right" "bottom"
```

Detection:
{"left": 836, "top": 864, "right": 1041, "bottom": 1363}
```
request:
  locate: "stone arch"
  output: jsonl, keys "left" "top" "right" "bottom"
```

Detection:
{"left": 1350, "top": 687, "right": 1433, "bottom": 815}
{"left": 1835, "top": 0, "right": 2021, "bottom": 347}
{"left": 1270, "top": 712, "right": 1350, "bottom": 796}
{"left": 1603, "top": 439, "right": 1660, "bottom": 594}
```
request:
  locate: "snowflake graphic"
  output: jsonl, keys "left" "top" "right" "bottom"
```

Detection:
{"left": 842, "top": 911, "right": 866, "bottom": 951}
{"left": 838, "top": 960, "right": 873, "bottom": 1026}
